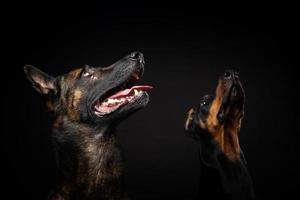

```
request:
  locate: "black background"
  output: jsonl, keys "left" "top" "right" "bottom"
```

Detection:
{"left": 3, "top": 4, "right": 298, "bottom": 200}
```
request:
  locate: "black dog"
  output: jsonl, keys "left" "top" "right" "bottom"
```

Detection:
{"left": 185, "top": 70, "right": 256, "bottom": 200}
{"left": 24, "top": 52, "right": 153, "bottom": 200}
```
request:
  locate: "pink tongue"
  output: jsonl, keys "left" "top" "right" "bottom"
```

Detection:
{"left": 109, "top": 85, "right": 153, "bottom": 99}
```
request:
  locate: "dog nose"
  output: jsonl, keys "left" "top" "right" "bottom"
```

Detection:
{"left": 223, "top": 70, "right": 238, "bottom": 80}
{"left": 129, "top": 51, "right": 144, "bottom": 64}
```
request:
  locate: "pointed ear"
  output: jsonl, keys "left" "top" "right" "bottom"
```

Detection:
{"left": 24, "top": 65, "right": 57, "bottom": 95}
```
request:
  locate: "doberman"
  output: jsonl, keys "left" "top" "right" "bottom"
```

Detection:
{"left": 185, "top": 70, "right": 256, "bottom": 200}
{"left": 24, "top": 52, "right": 153, "bottom": 200}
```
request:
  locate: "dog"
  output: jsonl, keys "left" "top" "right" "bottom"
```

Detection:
{"left": 24, "top": 52, "right": 153, "bottom": 200}
{"left": 185, "top": 70, "right": 256, "bottom": 200}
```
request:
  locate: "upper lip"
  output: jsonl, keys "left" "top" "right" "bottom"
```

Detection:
{"left": 92, "top": 68, "right": 144, "bottom": 109}
{"left": 120, "top": 68, "right": 143, "bottom": 89}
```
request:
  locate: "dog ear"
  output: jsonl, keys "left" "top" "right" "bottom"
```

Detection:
{"left": 24, "top": 65, "right": 57, "bottom": 95}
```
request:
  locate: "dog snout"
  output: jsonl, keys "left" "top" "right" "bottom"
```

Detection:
{"left": 128, "top": 51, "right": 144, "bottom": 64}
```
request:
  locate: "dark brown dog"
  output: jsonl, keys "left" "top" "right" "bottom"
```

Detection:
{"left": 24, "top": 52, "right": 152, "bottom": 200}
{"left": 185, "top": 70, "right": 256, "bottom": 200}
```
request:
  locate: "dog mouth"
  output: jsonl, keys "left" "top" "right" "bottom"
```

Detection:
{"left": 217, "top": 83, "right": 244, "bottom": 122}
{"left": 93, "top": 70, "right": 153, "bottom": 116}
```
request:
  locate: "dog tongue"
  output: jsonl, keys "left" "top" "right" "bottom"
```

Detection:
{"left": 109, "top": 85, "right": 153, "bottom": 99}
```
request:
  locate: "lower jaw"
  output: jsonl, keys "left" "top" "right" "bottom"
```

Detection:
{"left": 94, "top": 92, "right": 146, "bottom": 116}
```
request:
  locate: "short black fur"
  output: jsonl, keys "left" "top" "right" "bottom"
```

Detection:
{"left": 24, "top": 52, "right": 149, "bottom": 200}
{"left": 185, "top": 70, "right": 256, "bottom": 200}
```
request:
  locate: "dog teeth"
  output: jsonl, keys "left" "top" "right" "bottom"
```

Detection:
{"left": 102, "top": 102, "right": 108, "bottom": 106}
{"left": 100, "top": 90, "right": 143, "bottom": 107}
{"left": 134, "top": 89, "right": 143, "bottom": 96}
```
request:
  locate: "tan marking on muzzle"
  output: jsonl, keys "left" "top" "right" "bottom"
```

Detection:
{"left": 204, "top": 79, "right": 242, "bottom": 161}
{"left": 206, "top": 80, "right": 224, "bottom": 133}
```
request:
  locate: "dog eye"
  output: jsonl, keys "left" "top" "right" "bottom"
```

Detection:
{"left": 82, "top": 66, "right": 97, "bottom": 79}
{"left": 83, "top": 72, "right": 97, "bottom": 80}
{"left": 200, "top": 101, "right": 207, "bottom": 106}
{"left": 82, "top": 71, "right": 92, "bottom": 77}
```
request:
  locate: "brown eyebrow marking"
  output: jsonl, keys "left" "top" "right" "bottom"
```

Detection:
{"left": 185, "top": 108, "right": 195, "bottom": 130}
{"left": 64, "top": 68, "right": 83, "bottom": 82}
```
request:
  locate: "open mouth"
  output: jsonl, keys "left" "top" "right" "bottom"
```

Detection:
{"left": 93, "top": 70, "right": 153, "bottom": 116}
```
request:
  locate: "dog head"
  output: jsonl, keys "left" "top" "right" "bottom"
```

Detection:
{"left": 24, "top": 52, "right": 153, "bottom": 131}
{"left": 185, "top": 70, "right": 245, "bottom": 160}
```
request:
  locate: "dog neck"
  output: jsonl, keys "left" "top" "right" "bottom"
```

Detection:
{"left": 50, "top": 118, "right": 127, "bottom": 199}
{"left": 214, "top": 118, "right": 241, "bottom": 161}
{"left": 198, "top": 125, "right": 255, "bottom": 199}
